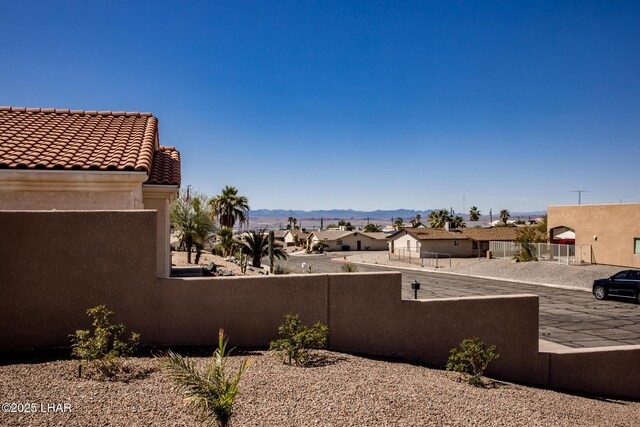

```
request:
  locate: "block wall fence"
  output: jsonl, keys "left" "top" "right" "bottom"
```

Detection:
{"left": 0, "top": 211, "right": 638, "bottom": 399}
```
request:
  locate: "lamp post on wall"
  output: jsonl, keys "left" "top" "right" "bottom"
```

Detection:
{"left": 411, "top": 280, "right": 421, "bottom": 300}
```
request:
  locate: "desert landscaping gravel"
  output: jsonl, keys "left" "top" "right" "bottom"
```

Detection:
{"left": 344, "top": 252, "right": 622, "bottom": 290}
{"left": 1, "top": 350, "right": 638, "bottom": 426}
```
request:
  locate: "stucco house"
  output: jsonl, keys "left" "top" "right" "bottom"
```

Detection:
{"left": 283, "top": 228, "right": 310, "bottom": 247}
{"left": 308, "top": 230, "right": 388, "bottom": 251}
{"left": 548, "top": 203, "right": 640, "bottom": 268}
{"left": 0, "top": 106, "right": 180, "bottom": 277}
{"left": 389, "top": 226, "right": 518, "bottom": 258}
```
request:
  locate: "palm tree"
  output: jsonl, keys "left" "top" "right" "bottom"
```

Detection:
{"left": 469, "top": 206, "right": 481, "bottom": 222}
{"left": 292, "top": 218, "right": 298, "bottom": 230}
{"left": 499, "top": 209, "right": 510, "bottom": 225}
{"left": 240, "top": 229, "right": 288, "bottom": 268}
{"left": 171, "top": 192, "right": 214, "bottom": 264}
{"left": 428, "top": 209, "right": 451, "bottom": 228}
{"left": 210, "top": 186, "right": 250, "bottom": 229}
{"left": 287, "top": 217, "right": 294, "bottom": 230}
{"left": 363, "top": 223, "right": 383, "bottom": 232}
{"left": 214, "top": 227, "right": 236, "bottom": 257}
{"left": 451, "top": 215, "right": 466, "bottom": 229}
{"left": 394, "top": 217, "right": 404, "bottom": 230}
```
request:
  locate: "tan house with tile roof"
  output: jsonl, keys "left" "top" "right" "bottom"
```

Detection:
{"left": 308, "top": 230, "right": 388, "bottom": 251}
{"left": 283, "top": 229, "right": 310, "bottom": 247}
{"left": 0, "top": 106, "right": 180, "bottom": 277}
{"left": 389, "top": 226, "right": 518, "bottom": 257}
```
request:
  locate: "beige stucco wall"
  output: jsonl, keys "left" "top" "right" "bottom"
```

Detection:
{"left": 0, "top": 170, "right": 147, "bottom": 210}
{"left": 1, "top": 210, "right": 639, "bottom": 399}
{"left": 548, "top": 204, "right": 640, "bottom": 267}
{"left": 143, "top": 185, "right": 178, "bottom": 278}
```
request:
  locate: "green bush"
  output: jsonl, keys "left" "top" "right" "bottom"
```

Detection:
{"left": 70, "top": 305, "right": 140, "bottom": 379}
{"left": 269, "top": 314, "right": 329, "bottom": 365}
{"left": 160, "top": 329, "right": 249, "bottom": 427}
{"left": 273, "top": 264, "right": 292, "bottom": 275}
{"left": 446, "top": 337, "right": 499, "bottom": 387}
{"left": 340, "top": 263, "right": 360, "bottom": 273}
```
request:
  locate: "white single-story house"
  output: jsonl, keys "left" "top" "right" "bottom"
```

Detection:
{"left": 388, "top": 227, "right": 518, "bottom": 258}
{"left": 0, "top": 106, "right": 181, "bottom": 277}
{"left": 283, "top": 229, "right": 310, "bottom": 247}
{"left": 308, "top": 230, "right": 388, "bottom": 251}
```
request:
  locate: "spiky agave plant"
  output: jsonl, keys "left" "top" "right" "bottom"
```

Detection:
{"left": 340, "top": 263, "right": 360, "bottom": 273}
{"left": 161, "top": 330, "right": 249, "bottom": 427}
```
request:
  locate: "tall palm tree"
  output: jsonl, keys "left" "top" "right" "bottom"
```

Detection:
{"left": 363, "top": 223, "right": 383, "bottom": 232}
{"left": 240, "top": 229, "right": 288, "bottom": 268}
{"left": 469, "top": 206, "right": 481, "bottom": 222}
{"left": 210, "top": 186, "right": 250, "bottom": 229}
{"left": 171, "top": 192, "right": 214, "bottom": 264}
{"left": 287, "top": 217, "right": 294, "bottom": 230}
{"left": 394, "top": 217, "right": 404, "bottom": 230}
{"left": 499, "top": 209, "right": 510, "bottom": 225}
{"left": 428, "top": 209, "right": 451, "bottom": 228}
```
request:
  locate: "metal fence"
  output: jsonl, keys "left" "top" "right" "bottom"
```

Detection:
{"left": 488, "top": 241, "right": 592, "bottom": 265}
{"left": 390, "top": 248, "right": 452, "bottom": 268}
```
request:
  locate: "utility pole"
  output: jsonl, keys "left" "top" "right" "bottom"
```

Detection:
{"left": 569, "top": 190, "right": 589, "bottom": 205}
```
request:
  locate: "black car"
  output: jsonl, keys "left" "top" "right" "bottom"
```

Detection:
{"left": 593, "top": 270, "right": 640, "bottom": 303}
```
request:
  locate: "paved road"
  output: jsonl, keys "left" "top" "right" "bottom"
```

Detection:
{"left": 291, "top": 254, "right": 640, "bottom": 349}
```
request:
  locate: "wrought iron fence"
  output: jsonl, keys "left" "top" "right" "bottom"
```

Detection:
{"left": 488, "top": 241, "right": 592, "bottom": 265}
{"left": 390, "top": 248, "right": 452, "bottom": 268}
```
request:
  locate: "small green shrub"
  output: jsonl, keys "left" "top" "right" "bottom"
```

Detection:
{"left": 446, "top": 337, "right": 499, "bottom": 387}
{"left": 70, "top": 305, "right": 140, "bottom": 379}
{"left": 273, "top": 264, "right": 292, "bottom": 275}
{"left": 340, "top": 263, "right": 360, "bottom": 273}
{"left": 160, "top": 329, "right": 249, "bottom": 427}
{"left": 269, "top": 314, "right": 329, "bottom": 365}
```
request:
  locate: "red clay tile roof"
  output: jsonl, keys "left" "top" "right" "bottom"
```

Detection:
{"left": 0, "top": 107, "right": 179, "bottom": 185}
{"left": 147, "top": 146, "right": 181, "bottom": 185}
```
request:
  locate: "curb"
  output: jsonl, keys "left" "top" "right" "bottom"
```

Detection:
{"left": 332, "top": 257, "right": 592, "bottom": 293}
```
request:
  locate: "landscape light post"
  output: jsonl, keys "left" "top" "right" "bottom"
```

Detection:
{"left": 411, "top": 280, "right": 421, "bottom": 300}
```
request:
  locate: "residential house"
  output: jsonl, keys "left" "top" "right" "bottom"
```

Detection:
{"left": 0, "top": 106, "right": 180, "bottom": 277}
{"left": 308, "top": 230, "right": 388, "bottom": 251}
{"left": 388, "top": 226, "right": 518, "bottom": 258}
{"left": 283, "top": 228, "right": 310, "bottom": 247}
{"left": 548, "top": 204, "right": 640, "bottom": 267}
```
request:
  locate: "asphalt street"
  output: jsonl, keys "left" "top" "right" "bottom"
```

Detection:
{"left": 289, "top": 254, "right": 640, "bottom": 348}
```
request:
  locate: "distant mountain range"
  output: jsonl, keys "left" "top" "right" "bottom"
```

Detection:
{"left": 250, "top": 209, "right": 546, "bottom": 220}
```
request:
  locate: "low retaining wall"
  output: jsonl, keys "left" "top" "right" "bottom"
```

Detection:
{"left": 1, "top": 210, "right": 638, "bottom": 399}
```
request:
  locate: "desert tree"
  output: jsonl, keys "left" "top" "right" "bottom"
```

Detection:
{"left": 210, "top": 186, "right": 250, "bottom": 229}
{"left": 171, "top": 191, "right": 215, "bottom": 264}
{"left": 499, "top": 209, "right": 510, "bottom": 225}
{"left": 469, "top": 206, "right": 481, "bottom": 222}
{"left": 240, "top": 229, "right": 288, "bottom": 268}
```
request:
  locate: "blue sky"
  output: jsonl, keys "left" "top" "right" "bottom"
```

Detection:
{"left": 1, "top": 1, "right": 639, "bottom": 213}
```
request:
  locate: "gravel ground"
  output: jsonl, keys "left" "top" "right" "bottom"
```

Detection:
{"left": 171, "top": 251, "right": 262, "bottom": 276}
{"left": 1, "top": 350, "right": 639, "bottom": 426}
{"left": 344, "top": 252, "right": 622, "bottom": 290}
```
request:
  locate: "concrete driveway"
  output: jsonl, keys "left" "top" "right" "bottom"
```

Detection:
{"left": 290, "top": 254, "right": 640, "bottom": 349}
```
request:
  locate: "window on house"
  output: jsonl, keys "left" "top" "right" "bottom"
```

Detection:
{"left": 407, "top": 240, "right": 411, "bottom": 251}
{"left": 454, "top": 240, "right": 459, "bottom": 246}
{"left": 336, "top": 240, "right": 343, "bottom": 245}
{"left": 634, "top": 238, "right": 640, "bottom": 254}
{"left": 472, "top": 241, "right": 478, "bottom": 250}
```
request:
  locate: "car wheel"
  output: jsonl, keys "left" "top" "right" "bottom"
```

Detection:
{"left": 594, "top": 286, "right": 606, "bottom": 300}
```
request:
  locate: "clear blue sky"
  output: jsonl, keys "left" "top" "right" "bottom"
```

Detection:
{"left": 2, "top": 0, "right": 639, "bottom": 213}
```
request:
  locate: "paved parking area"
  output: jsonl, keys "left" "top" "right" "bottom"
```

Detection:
{"left": 293, "top": 255, "right": 640, "bottom": 348}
